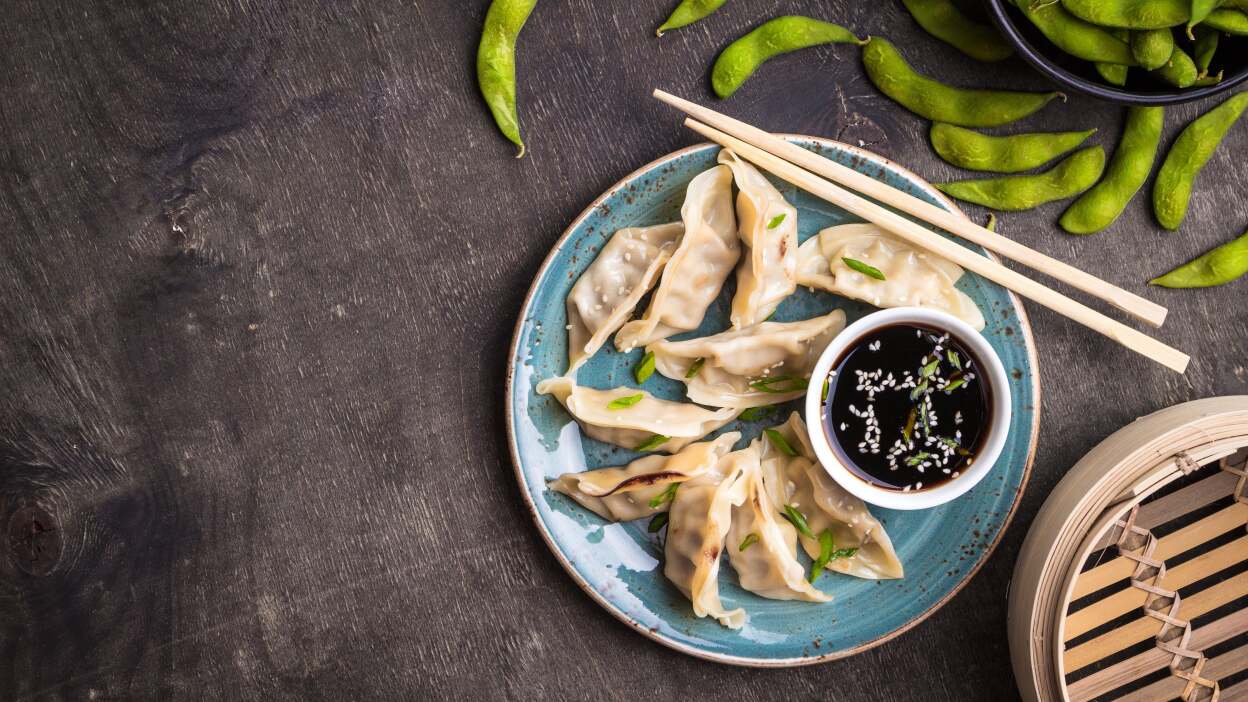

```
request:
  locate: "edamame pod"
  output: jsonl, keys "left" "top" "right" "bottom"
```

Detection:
{"left": 1202, "top": 8, "right": 1248, "bottom": 34}
{"left": 1059, "top": 106, "right": 1163, "bottom": 235}
{"left": 1096, "top": 28, "right": 1132, "bottom": 86}
{"left": 1194, "top": 28, "right": 1219, "bottom": 75}
{"left": 862, "top": 37, "right": 1062, "bottom": 128}
{"left": 1153, "top": 92, "right": 1248, "bottom": 229}
{"left": 1097, "top": 62, "right": 1129, "bottom": 86}
{"left": 712, "top": 16, "right": 865, "bottom": 98}
{"left": 657, "top": 0, "right": 728, "bottom": 37}
{"left": 477, "top": 0, "right": 538, "bottom": 157}
{"left": 1130, "top": 28, "right": 1174, "bottom": 70}
{"left": 1153, "top": 45, "right": 1198, "bottom": 88}
{"left": 901, "top": 0, "right": 1013, "bottom": 62}
{"left": 930, "top": 123, "right": 1096, "bottom": 173}
{"left": 1150, "top": 228, "right": 1248, "bottom": 287}
{"left": 1189, "top": 0, "right": 1221, "bottom": 37}
{"left": 1012, "top": 0, "right": 1136, "bottom": 65}
{"left": 1060, "top": 0, "right": 1189, "bottom": 30}
{"left": 935, "top": 147, "right": 1105, "bottom": 211}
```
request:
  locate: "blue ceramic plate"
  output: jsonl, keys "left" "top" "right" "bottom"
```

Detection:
{"left": 506, "top": 137, "right": 1040, "bottom": 666}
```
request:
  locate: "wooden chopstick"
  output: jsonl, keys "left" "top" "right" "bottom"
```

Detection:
{"left": 677, "top": 116, "right": 1190, "bottom": 373}
{"left": 653, "top": 89, "right": 1169, "bottom": 330}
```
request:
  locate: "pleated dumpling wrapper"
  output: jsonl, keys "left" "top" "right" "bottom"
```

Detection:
{"left": 718, "top": 149, "right": 798, "bottom": 329}
{"left": 564, "top": 222, "right": 683, "bottom": 374}
{"left": 536, "top": 377, "right": 739, "bottom": 454}
{"left": 665, "top": 444, "right": 753, "bottom": 629}
{"left": 796, "top": 223, "right": 985, "bottom": 330}
{"left": 547, "top": 432, "right": 740, "bottom": 522}
{"left": 615, "top": 164, "right": 739, "bottom": 351}
{"left": 647, "top": 311, "right": 846, "bottom": 410}
{"left": 726, "top": 445, "right": 833, "bottom": 603}
{"left": 761, "top": 412, "right": 904, "bottom": 580}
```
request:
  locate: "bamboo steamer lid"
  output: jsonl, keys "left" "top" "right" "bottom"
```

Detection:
{"left": 1009, "top": 396, "right": 1248, "bottom": 702}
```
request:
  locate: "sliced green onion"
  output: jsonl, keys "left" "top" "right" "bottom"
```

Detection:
{"left": 766, "top": 213, "right": 787, "bottom": 229}
{"left": 749, "top": 375, "right": 808, "bottom": 393}
{"left": 648, "top": 482, "right": 679, "bottom": 508}
{"left": 842, "top": 257, "right": 885, "bottom": 280}
{"left": 685, "top": 357, "right": 705, "bottom": 379}
{"left": 738, "top": 533, "right": 760, "bottom": 551}
{"left": 765, "top": 428, "right": 798, "bottom": 457}
{"left": 738, "top": 405, "right": 774, "bottom": 421}
{"left": 634, "top": 434, "right": 670, "bottom": 452}
{"left": 809, "top": 529, "right": 835, "bottom": 583}
{"left": 782, "top": 505, "right": 815, "bottom": 540}
{"left": 921, "top": 358, "right": 940, "bottom": 378}
{"left": 634, "top": 351, "right": 656, "bottom": 384}
{"left": 821, "top": 378, "right": 830, "bottom": 402}
{"left": 902, "top": 407, "right": 917, "bottom": 443}
{"left": 905, "top": 451, "right": 932, "bottom": 467}
{"left": 647, "top": 512, "right": 669, "bottom": 533}
{"left": 607, "top": 393, "right": 644, "bottom": 410}
{"left": 943, "top": 378, "right": 967, "bottom": 393}
{"left": 947, "top": 349, "right": 962, "bottom": 370}
{"left": 910, "top": 380, "right": 929, "bottom": 401}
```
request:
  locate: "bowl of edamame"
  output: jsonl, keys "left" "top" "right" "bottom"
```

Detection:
{"left": 985, "top": 0, "right": 1248, "bottom": 105}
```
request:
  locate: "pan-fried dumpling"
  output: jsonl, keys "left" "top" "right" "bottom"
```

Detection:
{"left": 726, "top": 446, "right": 832, "bottom": 603}
{"left": 615, "top": 165, "right": 739, "bottom": 351}
{"left": 537, "top": 377, "right": 739, "bottom": 453}
{"left": 548, "top": 433, "right": 740, "bottom": 522}
{"left": 565, "top": 222, "right": 683, "bottom": 373}
{"left": 665, "top": 445, "right": 751, "bottom": 629}
{"left": 762, "top": 412, "right": 904, "bottom": 580}
{"left": 648, "top": 311, "right": 846, "bottom": 409}
{"left": 718, "top": 150, "right": 798, "bottom": 329}
{"left": 796, "top": 223, "right": 985, "bottom": 330}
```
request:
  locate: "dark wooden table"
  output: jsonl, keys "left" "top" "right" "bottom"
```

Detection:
{"left": 2, "top": 1, "right": 1245, "bottom": 699}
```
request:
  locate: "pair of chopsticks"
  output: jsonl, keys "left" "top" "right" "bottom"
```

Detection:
{"left": 653, "top": 89, "right": 1190, "bottom": 374}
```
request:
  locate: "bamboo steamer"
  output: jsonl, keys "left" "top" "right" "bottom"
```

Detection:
{"left": 1009, "top": 396, "right": 1248, "bottom": 702}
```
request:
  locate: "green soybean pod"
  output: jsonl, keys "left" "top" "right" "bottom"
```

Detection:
{"left": 1153, "top": 45, "right": 1199, "bottom": 87}
{"left": 935, "top": 146, "right": 1106, "bottom": 211}
{"left": 930, "top": 123, "right": 1097, "bottom": 173}
{"left": 477, "top": 0, "right": 538, "bottom": 157}
{"left": 656, "top": 0, "right": 728, "bottom": 37}
{"left": 901, "top": 0, "right": 1013, "bottom": 62}
{"left": 711, "top": 16, "right": 865, "bottom": 98}
{"left": 1202, "top": 8, "right": 1248, "bottom": 34}
{"left": 1012, "top": 0, "right": 1136, "bottom": 65}
{"left": 1153, "top": 92, "right": 1248, "bottom": 230}
{"left": 1096, "top": 28, "right": 1132, "bottom": 86}
{"left": 1059, "top": 106, "right": 1164, "bottom": 235}
{"left": 1060, "top": 0, "right": 1189, "bottom": 29}
{"left": 1188, "top": 0, "right": 1221, "bottom": 37}
{"left": 1130, "top": 28, "right": 1175, "bottom": 70}
{"left": 862, "top": 37, "right": 1062, "bottom": 128}
{"left": 1150, "top": 228, "right": 1248, "bottom": 287}
{"left": 1096, "top": 61, "right": 1130, "bottom": 86}
{"left": 1193, "top": 27, "right": 1219, "bottom": 75}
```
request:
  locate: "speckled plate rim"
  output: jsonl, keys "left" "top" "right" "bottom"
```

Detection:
{"left": 504, "top": 135, "right": 1042, "bottom": 667}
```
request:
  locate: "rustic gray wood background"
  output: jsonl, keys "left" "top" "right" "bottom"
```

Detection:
{"left": 2, "top": 0, "right": 1245, "bottom": 699}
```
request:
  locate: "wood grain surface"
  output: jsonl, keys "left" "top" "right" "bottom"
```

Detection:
{"left": 2, "top": 1, "right": 1245, "bottom": 699}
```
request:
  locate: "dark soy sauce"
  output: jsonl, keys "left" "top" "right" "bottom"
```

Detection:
{"left": 822, "top": 323, "right": 991, "bottom": 492}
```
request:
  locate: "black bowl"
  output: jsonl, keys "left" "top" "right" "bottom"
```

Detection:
{"left": 985, "top": 0, "right": 1248, "bottom": 105}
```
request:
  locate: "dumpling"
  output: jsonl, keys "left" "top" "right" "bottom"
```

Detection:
{"left": 665, "top": 445, "right": 752, "bottom": 629}
{"left": 718, "top": 149, "right": 798, "bottom": 329}
{"left": 648, "top": 311, "right": 846, "bottom": 409}
{"left": 548, "top": 433, "right": 740, "bottom": 522}
{"left": 536, "top": 377, "right": 739, "bottom": 453}
{"left": 564, "top": 222, "right": 683, "bottom": 373}
{"left": 726, "top": 445, "right": 832, "bottom": 602}
{"left": 761, "top": 413, "right": 904, "bottom": 580}
{"left": 796, "top": 223, "right": 985, "bottom": 330}
{"left": 615, "top": 165, "right": 739, "bottom": 351}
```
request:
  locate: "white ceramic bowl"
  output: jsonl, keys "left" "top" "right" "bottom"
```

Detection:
{"left": 804, "top": 307, "right": 1012, "bottom": 510}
